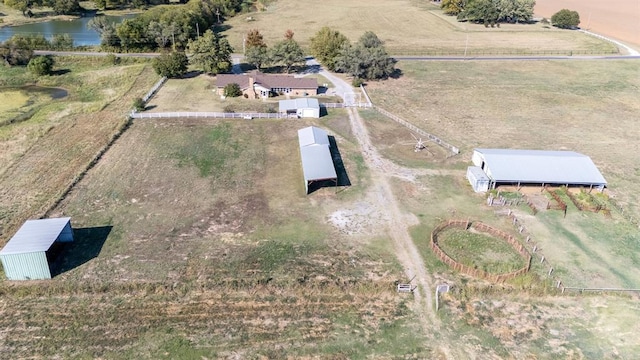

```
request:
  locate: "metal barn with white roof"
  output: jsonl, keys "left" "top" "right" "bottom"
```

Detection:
{"left": 469, "top": 149, "right": 607, "bottom": 192}
{"left": 297, "top": 126, "right": 337, "bottom": 194}
{"left": 279, "top": 98, "right": 320, "bottom": 118}
{"left": 0, "top": 217, "right": 74, "bottom": 280}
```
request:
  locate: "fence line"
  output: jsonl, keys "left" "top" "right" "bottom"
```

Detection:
{"left": 430, "top": 219, "right": 531, "bottom": 283}
{"left": 562, "top": 287, "right": 640, "bottom": 294}
{"left": 142, "top": 76, "right": 167, "bottom": 103}
{"left": 389, "top": 48, "right": 620, "bottom": 57}
{"left": 374, "top": 107, "right": 460, "bottom": 155}
{"left": 131, "top": 111, "right": 286, "bottom": 119}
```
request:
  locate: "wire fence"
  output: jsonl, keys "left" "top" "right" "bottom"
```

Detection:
{"left": 390, "top": 48, "right": 620, "bottom": 57}
{"left": 374, "top": 107, "right": 460, "bottom": 155}
{"left": 131, "top": 111, "right": 285, "bottom": 119}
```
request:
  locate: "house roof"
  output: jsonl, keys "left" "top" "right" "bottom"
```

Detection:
{"left": 0, "top": 218, "right": 71, "bottom": 255}
{"left": 279, "top": 98, "right": 320, "bottom": 112}
{"left": 298, "top": 127, "right": 337, "bottom": 184}
{"left": 216, "top": 71, "right": 318, "bottom": 91}
{"left": 474, "top": 149, "right": 607, "bottom": 185}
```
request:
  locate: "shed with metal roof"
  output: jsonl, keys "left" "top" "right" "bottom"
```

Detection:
{"left": 297, "top": 126, "right": 337, "bottom": 194}
{"left": 470, "top": 149, "right": 607, "bottom": 191}
{"left": 0, "top": 217, "right": 74, "bottom": 280}
{"left": 279, "top": 98, "right": 320, "bottom": 118}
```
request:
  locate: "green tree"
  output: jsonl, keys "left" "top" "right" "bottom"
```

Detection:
{"left": 551, "top": 9, "right": 580, "bottom": 29}
{"left": 27, "top": 55, "right": 55, "bottom": 76}
{"left": 309, "top": 27, "right": 348, "bottom": 71}
{"left": 148, "top": 21, "right": 176, "bottom": 49}
{"left": 223, "top": 83, "right": 242, "bottom": 97}
{"left": 498, "top": 0, "right": 535, "bottom": 23}
{"left": 88, "top": 16, "right": 119, "bottom": 47}
{"left": 51, "top": 34, "right": 74, "bottom": 50}
{"left": 51, "top": 0, "right": 79, "bottom": 15}
{"left": 188, "top": 29, "right": 233, "bottom": 75}
{"left": 0, "top": 39, "right": 34, "bottom": 66}
{"left": 244, "top": 45, "right": 268, "bottom": 70}
{"left": 335, "top": 32, "right": 396, "bottom": 81}
{"left": 4, "top": 0, "right": 31, "bottom": 17}
{"left": 152, "top": 52, "right": 188, "bottom": 78}
{"left": 270, "top": 38, "right": 305, "bottom": 73}
{"left": 458, "top": 0, "right": 500, "bottom": 26}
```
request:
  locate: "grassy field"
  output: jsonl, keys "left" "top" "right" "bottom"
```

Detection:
{"left": 0, "top": 56, "right": 157, "bottom": 243}
{"left": 222, "top": 0, "right": 617, "bottom": 55}
{"left": 0, "top": 115, "right": 432, "bottom": 357}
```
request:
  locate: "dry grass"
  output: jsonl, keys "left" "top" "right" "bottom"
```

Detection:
{"left": 0, "top": 116, "right": 424, "bottom": 357}
{"left": 535, "top": 0, "right": 640, "bottom": 48}
{"left": 0, "top": 58, "right": 158, "bottom": 243}
{"left": 222, "top": 0, "right": 616, "bottom": 55}
{"left": 364, "top": 59, "right": 640, "bottom": 289}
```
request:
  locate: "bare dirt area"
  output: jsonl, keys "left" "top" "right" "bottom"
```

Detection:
{"left": 535, "top": 0, "right": 640, "bottom": 48}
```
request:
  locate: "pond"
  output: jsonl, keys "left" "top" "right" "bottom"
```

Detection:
{"left": 0, "top": 14, "right": 135, "bottom": 46}
{"left": 0, "top": 85, "right": 68, "bottom": 125}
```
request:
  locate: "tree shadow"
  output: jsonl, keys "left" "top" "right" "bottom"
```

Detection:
{"left": 49, "top": 226, "right": 112, "bottom": 277}
{"left": 51, "top": 69, "right": 71, "bottom": 76}
{"left": 389, "top": 67, "right": 403, "bottom": 79}
{"left": 181, "top": 70, "right": 202, "bottom": 79}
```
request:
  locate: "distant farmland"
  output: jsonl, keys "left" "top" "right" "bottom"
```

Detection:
{"left": 535, "top": 0, "right": 640, "bottom": 47}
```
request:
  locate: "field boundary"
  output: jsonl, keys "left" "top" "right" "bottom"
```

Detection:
{"left": 374, "top": 107, "right": 460, "bottom": 155}
{"left": 430, "top": 219, "right": 531, "bottom": 282}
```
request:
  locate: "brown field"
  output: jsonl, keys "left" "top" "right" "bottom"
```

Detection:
{"left": 2, "top": 1, "right": 640, "bottom": 357}
{"left": 536, "top": 0, "right": 640, "bottom": 48}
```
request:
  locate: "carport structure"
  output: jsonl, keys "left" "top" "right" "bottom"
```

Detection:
{"left": 470, "top": 148, "right": 607, "bottom": 191}
{"left": 297, "top": 126, "right": 337, "bottom": 194}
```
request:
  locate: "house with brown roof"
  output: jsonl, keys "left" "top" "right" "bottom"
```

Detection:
{"left": 216, "top": 71, "right": 318, "bottom": 99}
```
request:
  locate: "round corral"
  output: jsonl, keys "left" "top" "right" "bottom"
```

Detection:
{"left": 430, "top": 219, "right": 531, "bottom": 282}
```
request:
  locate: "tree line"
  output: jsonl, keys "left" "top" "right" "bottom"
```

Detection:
{"left": 441, "top": 0, "right": 535, "bottom": 26}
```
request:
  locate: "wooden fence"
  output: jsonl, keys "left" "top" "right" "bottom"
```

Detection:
{"left": 374, "top": 107, "right": 459, "bottom": 156}
{"left": 430, "top": 219, "right": 531, "bottom": 283}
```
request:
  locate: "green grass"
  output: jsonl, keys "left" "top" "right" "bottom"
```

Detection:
{"left": 437, "top": 228, "right": 527, "bottom": 274}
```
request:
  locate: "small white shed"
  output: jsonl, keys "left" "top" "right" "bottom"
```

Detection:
{"left": 467, "top": 166, "right": 490, "bottom": 193}
{"left": 279, "top": 98, "right": 320, "bottom": 118}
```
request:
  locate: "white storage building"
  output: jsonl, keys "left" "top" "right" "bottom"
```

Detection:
{"left": 297, "top": 126, "right": 337, "bottom": 194}
{"left": 0, "top": 217, "right": 74, "bottom": 280}
{"left": 469, "top": 148, "right": 607, "bottom": 192}
{"left": 279, "top": 98, "right": 320, "bottom": 118}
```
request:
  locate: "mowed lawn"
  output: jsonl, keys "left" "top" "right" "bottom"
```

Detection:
{"left": 364, "top": 59, "right": 640, "bottom": 288}
{"left": 223, "top": 0, "right": 616, "bottom": 54}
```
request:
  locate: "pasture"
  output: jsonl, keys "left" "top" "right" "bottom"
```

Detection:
{"left": 222, "top": 0, "right": 617, "bottom": 55}
{"left": 0, "top": 115, "right": 431, "bottom": 358}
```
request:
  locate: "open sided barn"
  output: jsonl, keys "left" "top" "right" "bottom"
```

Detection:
{"left": 468, "top": 149, "right": 607, "bottom": 192}
{"left": 297, "top": 126, "right": 337, "bottom": 194}
{"left": 0, "top": 217, "right": 74, "bottom": 280}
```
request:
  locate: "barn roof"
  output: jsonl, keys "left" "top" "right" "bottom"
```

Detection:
{"left": 298, "top": 126, "right": 330, "bottom": 147}
{"left": 279, "top": 98, "right": 320, "bottom": 112}
{"left": 475, "top": 149, "right": 607, "bottom": 185}
{"left": 0, "top": 218, "right": 72, "bottom": 255}
{"left": 297, "top": 127, "right": 337, "bottom": 187}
